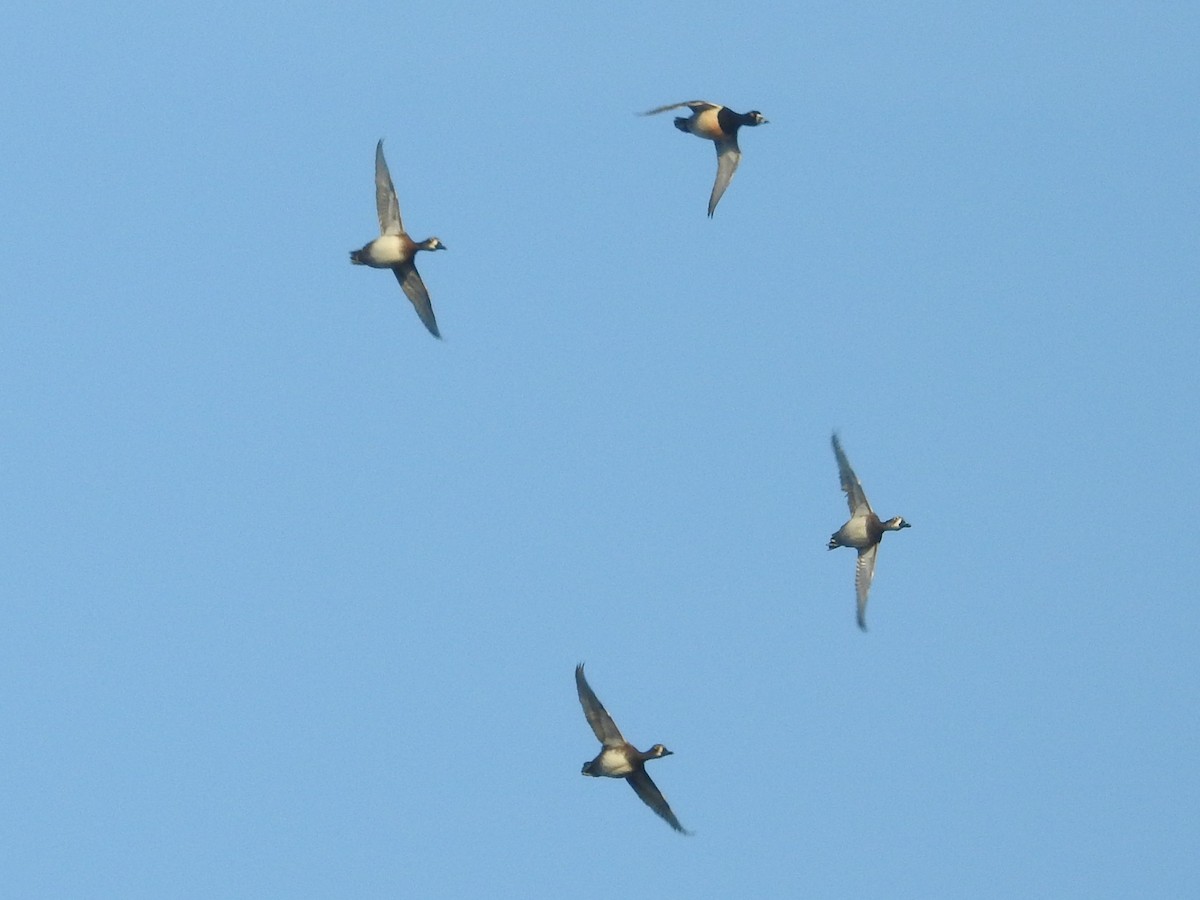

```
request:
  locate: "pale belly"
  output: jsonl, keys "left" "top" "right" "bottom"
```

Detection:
{"left": 360, "top": 234, "right": 407, "bottom": 267}
{"left": 690, "top": 108, "right": 725, "bottom": 140}
{"left": 592, "top": 748, "right": 634, "bottom": 778}
{"left": 835, "top": 517, "right": 872, "bottom": 548}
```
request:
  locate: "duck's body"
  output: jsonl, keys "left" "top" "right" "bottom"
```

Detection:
{"left": 641, "top": 100, "right": 767, "bottom": 216}
{"left": 828, "top": 433, "right": 911, "bottom": 631}
{"left": 583, "top": 746, "right": 645, "bottom": 780}
{"left": 349, "top": 140, "right": 446, "bottom": 338}
{"left": 575, "top": 664, "right": 689, "bottom": 834}
{"left": 351, "top": 233, "right": 430, "bottom": 268}
{"left": 828, "top": 513, "right": 892, "bottom": 550}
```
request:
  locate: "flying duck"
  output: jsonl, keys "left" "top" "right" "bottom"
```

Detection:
{"left": 349, "top": 139, "right": 447, "bottom": 338}
{"left": 828, "top": 433, "right": 911, "bottom": 631}
{"left": 575, "top": 664, "right": 690, "bottom": 834}
{"left": 641, "top": 101, "right": 768, "bottom": 216}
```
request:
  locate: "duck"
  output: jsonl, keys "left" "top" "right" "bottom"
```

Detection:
{"left": 575, "top": 664, "right": 690, "bottom": 834}
{"left": 349, "top": 139, "right": 447, "bottom": 338}
{"left": 828, "top": 433, "right": 911, "bottom": 631}
{"left": 641, "top": 101, "right": 768, "bottom": 217}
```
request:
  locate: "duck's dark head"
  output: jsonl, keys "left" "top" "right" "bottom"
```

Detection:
{"left": 745, "top": 111, "right": 768, "bottom": 126}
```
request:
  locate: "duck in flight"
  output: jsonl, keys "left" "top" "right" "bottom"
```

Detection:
{"left": 827, "top": 433, "right": 911, "bottom": 631}
{"left": 575, "top": 664, "right": 690, "bottom": 834}
{"left": 641, "top": 101, "right": 768, "bottom": 217}
{"left": 349, "top": 139, "right": 447, "bottom": 338}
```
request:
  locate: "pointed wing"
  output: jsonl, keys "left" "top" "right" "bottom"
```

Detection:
{"left": 375, "top": 140, "right": 403, "bottom": 236}
{"left": 832, "top": 433, "right": 873, "bottom": 516}
{"left": 575, "top": 664, "right": 625, "bottom": 747}
{"left": 392, "top": 263, "right": 441, "bottom": 338}
{"left": 708, "top": 137, "right": 741, "bottom": 217}
{"left": 855, "top": 544, "right": 878, "bottom": 631}
{"left": 640, "top": 100, "right": 718, "bottom": 116}
{"left": 626, "top": 769, "right": 689, "bottom": 834}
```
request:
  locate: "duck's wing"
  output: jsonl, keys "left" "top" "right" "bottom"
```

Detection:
{"left": 626, "top": 769, "right": 690, "bottom": 834}
{"left": 640, "top": 100, "right": 718, "bottom": 116}
{"left": 392, "top": 262, "right": 440, "bottom": 338}
{"left": 855, "top": 544, "right": 878, "bottom": 631}
{"left": 832, "top": 432, "right": 873, "bottom": 517}
{"left": 575, "top": 664, "right": 625, "bottom": 747}
{"left": 708, "top": 136, "right": 742, "bottom": 217}
{"left": 375, "top": 140, "right": 404, "bottom": 236}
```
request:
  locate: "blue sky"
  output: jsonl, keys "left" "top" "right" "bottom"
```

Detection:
{"left": 2, "top": 2, "right": 1198, "bottom": 896}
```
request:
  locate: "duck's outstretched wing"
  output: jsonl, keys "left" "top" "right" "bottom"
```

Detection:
{"left": 626, "top": 769, "right": 690, "bottom": 834}
{"left": 375, "top": 140, "right": 404, "bottom": 236}
{"left": 708, "top": 137, "right": 741, "bottom": 217}
{"left": 575, "top": 664, "right": 625, "bottom": 747}
{"left": 855, "top": 544, "right": 878, "bottom": 631}
{"left": 393, "top": 263, "right": 440, "bottom": 338}
{"left": 832, "top": 432, "right": 873, "bottom": 517}
{"left": 640, "top": 100, "right": 717, "bottom": 116}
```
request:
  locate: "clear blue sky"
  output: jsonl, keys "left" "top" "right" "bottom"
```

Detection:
{"left": 3, "top": 2, "right": 1197, "bottom": 897}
